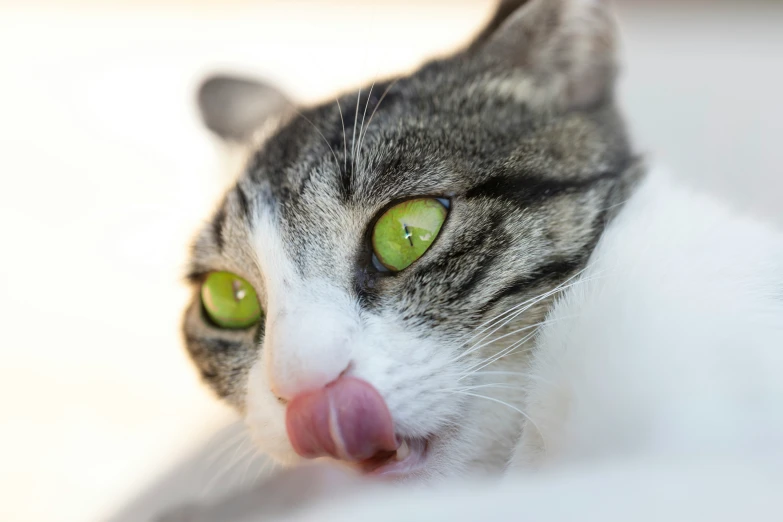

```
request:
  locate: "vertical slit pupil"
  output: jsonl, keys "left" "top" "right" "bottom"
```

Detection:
{"left": 232, "top": 280, "right": 246, "bottom": 301}
{"left": 403, "top": 223, "right": 413, "bottom": 246}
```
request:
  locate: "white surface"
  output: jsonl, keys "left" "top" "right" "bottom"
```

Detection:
{"left": 0, "top": 1, "right": 781, "bottom": 521}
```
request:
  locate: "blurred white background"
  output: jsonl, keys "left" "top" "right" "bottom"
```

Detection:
{"left": 0, "top": 1, "right": 781, "bottom": 521}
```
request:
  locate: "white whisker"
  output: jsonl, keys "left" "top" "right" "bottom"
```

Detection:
{"left": 463, "top": 269, "right": 591, "bottom": 349}
{"left": 458, "top": 330, "right": 539, "bottom": 380}
{"left": 452, "top": 391, "right": 546, "bottom": 454}
{"left": 335, "top": 98, "right": 348, "bottom": 174}
{"left": 292, "top": 108, "right": 341, "bottom": 174}
{"left": 351, "top": 88, "right": 361, "bottom": 173}
{"left": 471, "top": 370, "right": 545, "bottom": 378}
{"left": 447, "top": 377, "right": 551, "bottom": 393}
{"left": 456, "top": 322, "right": 542, "bottom": 363}
{"left": 253, "top": 457, "right": 277, "bottom": 485}
{"left": 239, "top": 448, "right": 263, "bottom": 488}
{"left": 201, "top": 438, "right": 256, "bottom": 496}
{"left": 460, "top": 313, "right": 578, "bottom": 365}
{"left": 452, "top": 270, "right": 605, "bottom": 368}
{"left": 356, "top": 81, "right": 375, "bottom": 173}
{"left": 357, "top": 78, "right": 399, "bottom": 155}
{"left": 203, "top": 428, "right": 249, "bottom": 470}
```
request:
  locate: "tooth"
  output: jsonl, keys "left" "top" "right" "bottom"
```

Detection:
{"left": 395, "top": 440, "right": 410, "bottom": 461}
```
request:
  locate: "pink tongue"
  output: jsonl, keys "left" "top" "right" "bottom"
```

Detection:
{"left": 285, "top": 376, "right": 397, "bottom": 461}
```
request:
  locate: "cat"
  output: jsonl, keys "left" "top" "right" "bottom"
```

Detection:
{"left": 184, "top": 0, "right": 637, "bottom": 479}
{"left": 176, "top": 0, "right": 783, "bottom": 519}
{"left": 168, "top": 163, "right": 783, "bottom": 521}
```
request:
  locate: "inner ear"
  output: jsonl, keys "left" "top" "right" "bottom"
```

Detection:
{"left": 469, "top": 0, "right": 618, "bottom": 110}
{"left": 197, "top": 74, "right": 289, "bottom": 142}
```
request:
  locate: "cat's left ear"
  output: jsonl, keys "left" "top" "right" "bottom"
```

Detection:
{"left": 197, "top": 74, "right": 289, "bottom": 142}
{"left": 468, "top": 0, "right": 618, "bottom": 110}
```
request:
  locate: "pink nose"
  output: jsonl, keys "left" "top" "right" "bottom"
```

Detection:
{"left": 285, "top": 376, "right": 398, "bottom": 461}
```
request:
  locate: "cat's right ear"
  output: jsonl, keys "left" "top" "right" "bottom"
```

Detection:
{"left": 197, "top": 74, "right": 289, "bottom": 143}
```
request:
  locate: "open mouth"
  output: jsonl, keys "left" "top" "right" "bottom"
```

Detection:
{"left": 355, "top": 437, "right": 429, "bottom": 477}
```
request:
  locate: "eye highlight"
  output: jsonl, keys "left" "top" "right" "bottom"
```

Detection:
{"left": 200, "top": 271, "right": 262, "bottom": 329}
{"left": 371, "top": 198, "right": 448, "bottom": 272}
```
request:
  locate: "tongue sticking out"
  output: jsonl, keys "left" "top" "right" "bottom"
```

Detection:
{"left": 285, "top": 376, "right": 398, "bottom": 461}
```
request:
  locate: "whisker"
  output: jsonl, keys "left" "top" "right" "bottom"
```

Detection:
{"left": 470, "top": 370, "right": 546, "bottom": 378}
{"left": 463, "top": 269, "right": 591, "bottom": 349}
{"left": 356, "top": 81, "right": 375, "bottom": 173}
{"left": 469, "top": 269, "right": 586, "bottom": 334}
{"left": 449, "top": 295, "right": 580, "bottom": 363}
{"left": 458, "top": 330, "right": 539, "bottom": 380}
{"left": 455, "top": 321, "right": 542, "bottom": 363}
{"left": 335, "top": 98, "right": 348, "bottom": 174}
{"left": 201, "top": 438, "right": 256, "bottom": 496}
{"left": 452, "top": 391, "right": 546, "bottom": 454}
{"left": 253, "top": 457, "right": 277, "bottom": 485}
{"left": 453, "top": 271, "right": 605, "bottom": 367}
{"left": 292, "top": 107, "right": 341, "bottom": 175}
{"left": 351, "top": 88, "right": 361, "bottom": 173}
{"left": 357, "top": 78, "right": 399, "bottom": 155}
{"left": 600, "top": 196, "right": 633, "bottom": 213}
{"left": 239, "top": 448, "right": 264, "bottom": 488}
{"left": 452, "top": 305, "right": 538, "bottom": 366}
{"left": 454, "top": 321, "right": 547, "bottom": 362}
{"left": 460, "top": 313, "right": 578, "bottom": 365}
{"left": 447, "top": 372, "right": 554, "bottom": 392}
{"left": 203, "top": 428, "right": 250, "bottom": 471}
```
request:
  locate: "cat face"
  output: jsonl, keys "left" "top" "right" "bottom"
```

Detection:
{"left": 183, "top": 0, "right": 638, "bottom": 479}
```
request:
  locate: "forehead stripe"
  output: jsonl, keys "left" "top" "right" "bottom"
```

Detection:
{"left": 235, "top": 183, "right": 253, "bottom": 223}
{"left": 465, "top": 169, "right": 620, "bottom": 204}
{"left": 211, "top": 205, "right": 227, "bottom": 252}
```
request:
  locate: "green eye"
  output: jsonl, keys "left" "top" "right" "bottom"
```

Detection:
{"left": 371, "top": 198, "right": 448, "bottom": 272}
{"left": 200, "top": 271, "right": 262, "bottom": 329}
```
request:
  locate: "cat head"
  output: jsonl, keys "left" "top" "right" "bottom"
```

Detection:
{"left": 183, "top": 0, "right": 640, "bottom": 479}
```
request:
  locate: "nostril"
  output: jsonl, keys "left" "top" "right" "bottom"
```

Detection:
{"left": 337, "top": 362, "right": 354, "bottom": 381}
{"left": 270, "top": 379, "right": 290, "bottom": 404}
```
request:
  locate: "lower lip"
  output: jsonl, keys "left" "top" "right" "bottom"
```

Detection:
{"left": 357, "top": 438, "right": 429, "bottom": 478}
